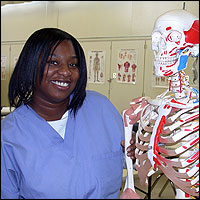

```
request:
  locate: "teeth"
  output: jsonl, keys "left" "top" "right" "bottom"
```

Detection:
{"left": 52, "top": 81, "right": 69, "bottom": 87}
{"left": 156, "top": 56, "right": 178, "bottom": 61}
{"left": 155, "top": 56, "right": 178, "bottom": 65}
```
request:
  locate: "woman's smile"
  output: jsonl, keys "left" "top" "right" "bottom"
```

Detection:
{"left": 51, "top": 80, "right": 70, "bottom": 90}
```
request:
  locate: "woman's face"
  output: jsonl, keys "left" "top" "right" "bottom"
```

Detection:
{"left": 34, "top": 40, "right": 79, "bottom": 105}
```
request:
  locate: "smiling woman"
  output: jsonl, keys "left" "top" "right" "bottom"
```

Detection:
{"left": 8, "top": 28, "right": 87, "bottom": 119}
{"left": 30, "top": 39, "right": 80, "bottom": 121}
{"left": 1, "top": 27, "right": 136, "bottom": 199}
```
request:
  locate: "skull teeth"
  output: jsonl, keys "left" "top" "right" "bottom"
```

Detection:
{"left": 156, "top": 56, "right": 178, "bottom": 61}
{"left": 155, "top": 56, "right": 178, "bottom": 65}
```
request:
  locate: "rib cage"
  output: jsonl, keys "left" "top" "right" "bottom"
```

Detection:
{"left": 134, "top": 93, "right": 199, "bottom": 197}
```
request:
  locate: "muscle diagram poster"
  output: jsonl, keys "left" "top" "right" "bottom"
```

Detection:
{"left": 87, "top": 51, "right": 105, "bottom": 84}
{"left": 116, "top": 49, "right": 137, "bottom": 84}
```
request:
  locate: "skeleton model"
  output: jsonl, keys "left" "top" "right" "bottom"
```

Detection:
{"left": 121, "top": 10, "right": 199, "bottom": 199}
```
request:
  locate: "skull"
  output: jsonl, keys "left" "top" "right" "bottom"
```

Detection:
{"left": 152, "top": 9, "right": 199, "bottom": 77}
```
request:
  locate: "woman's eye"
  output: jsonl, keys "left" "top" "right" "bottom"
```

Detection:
{"left": 69, "top": 63, "right": 78, "bottom": 68}
{"left": 50, "top": 60, "right": 58, "bottom": 65}
{"left": 47, "top": 60, "right": 58, "bottom": 65}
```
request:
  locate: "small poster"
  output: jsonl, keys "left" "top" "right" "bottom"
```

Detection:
{"left": 87, "top": 50, "right": 105, "bottom": 84}
{"left": 1, "top": 56, "right": 7, "bottom": 80}
{"left": 116, "top": 49, "right": 137, "bottom": 84}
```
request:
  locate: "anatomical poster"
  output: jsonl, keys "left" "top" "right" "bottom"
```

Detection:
{"left": 116, "top": 49, "right": 137, "bottom": 84}
{"left": 87, "top": 50, "right": 105, "bottom": 84}
{"left": 1, "top": 56, "right": 7, "bottom": 80}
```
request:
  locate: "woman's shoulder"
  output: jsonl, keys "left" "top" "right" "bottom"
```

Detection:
{"left": 85, "top": 90, "right": 109, "bottom": 102}
{"left": 1, "top": 105, "right": 28, "bottom": 133}
{"left": 84, "top": 90, "right": 119, "bottom": 114}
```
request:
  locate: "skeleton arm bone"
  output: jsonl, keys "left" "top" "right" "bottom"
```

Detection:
{"left": 123, "top": 111, "right": 135, "bottom": 192}
{"left": 120, "top": 110, "right": 141, "bottom": 199}
{"left": 120, "top": 97, "right": 149, "bottom": 199}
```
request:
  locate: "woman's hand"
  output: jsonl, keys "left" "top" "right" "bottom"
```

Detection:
{"left": 121, "top": 133, "right": 136, "bottom": 162}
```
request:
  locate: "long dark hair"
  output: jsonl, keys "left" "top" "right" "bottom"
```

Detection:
{"left": 9, "top": 28, "right": 87, "bottom": 117}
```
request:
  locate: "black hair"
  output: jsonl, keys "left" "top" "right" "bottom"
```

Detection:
{"left": 9, "top": 28, "right": 87, "bottom": 117}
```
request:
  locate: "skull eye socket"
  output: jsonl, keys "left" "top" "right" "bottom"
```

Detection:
{"left": 152, "top": 32, "right": 162, "bottom": 52}
{"left": 167, "top": 30, "right": 182, "bottom": 42}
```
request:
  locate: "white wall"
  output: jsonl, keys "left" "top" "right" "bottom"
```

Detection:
{"left": 1, "top": 1, "right": 199, "bottom": 41}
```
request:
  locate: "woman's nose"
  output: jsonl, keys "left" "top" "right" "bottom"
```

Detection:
{"left": 58, "top": 64, "right": 72, "bottom": 76}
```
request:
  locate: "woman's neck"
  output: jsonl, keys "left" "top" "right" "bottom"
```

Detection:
{"left": 29, "top": 97, "right": 69, "bottom": 121}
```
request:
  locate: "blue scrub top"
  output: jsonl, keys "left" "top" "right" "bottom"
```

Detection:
{"left": 1, "top": 90, "right": 124, "bottom": 199}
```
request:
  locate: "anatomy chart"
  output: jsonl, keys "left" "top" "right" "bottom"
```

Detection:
{"left": 87, "top": 51, "right": 105, "bottom": 84}
{"left": 1, "top": 56, "right": 7, "bottom": 80}
{"left": 116, "top": 49, "right": 137, "bottom": 84}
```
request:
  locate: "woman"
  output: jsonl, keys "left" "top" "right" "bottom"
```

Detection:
{"left": 1, "top": 28, "right": 135, "bottom": 199}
